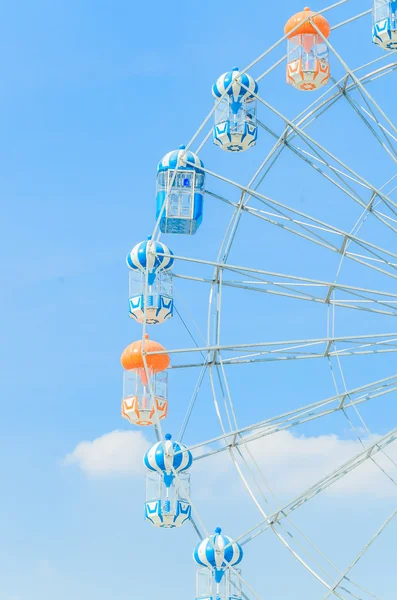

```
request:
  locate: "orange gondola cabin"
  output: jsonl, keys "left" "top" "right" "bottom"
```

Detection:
{"left": 121, "top": 334, "right": 170, "bottom": 426}
{"left": 285, "top": 7, "right": 331, "bottom": 91}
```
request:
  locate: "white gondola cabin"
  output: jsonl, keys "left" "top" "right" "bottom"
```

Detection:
{"left": 144, "top": 434, "right": 193, "bottom": 528}
{"left": 126, "top": 237, "right": 174, "bottom": 325}
{"left": 212, "top": 67, "right": 258, "bottom": 152}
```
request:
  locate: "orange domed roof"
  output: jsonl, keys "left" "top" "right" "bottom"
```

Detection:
{"left": 121, "top": 334, "right": 170, "bottom": 372}
{"left": 284, "top": 7, "right": 330, "bottom": 38}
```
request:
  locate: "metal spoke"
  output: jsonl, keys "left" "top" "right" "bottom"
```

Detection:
{"left": 236, "top": 427, "right": 397, "bottom": 546}
{"left": 179, "top": 374, "right": 397, "bottom": 460}
{"left": 140, "top": 6, "right": 397, "bottom": 600}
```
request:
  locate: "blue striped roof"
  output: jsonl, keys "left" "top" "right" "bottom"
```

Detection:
{"left": 157, "top": 145, "right": 204, "bottom": 173}
{"left": 126, "top": 237, "right": 174, "bottom": 284}
{"left": 212, "top": 67, "right": 258, "bottom": 102}
{"left": 144, "top": 434, "right": 193, "bottom": 486}
{"left": 193, "top": 528, "right": 243, "bottom": 583}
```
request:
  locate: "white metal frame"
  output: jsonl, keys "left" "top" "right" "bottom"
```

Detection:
{"left": 136, "top": 3, "right": 397, "bottom": 599}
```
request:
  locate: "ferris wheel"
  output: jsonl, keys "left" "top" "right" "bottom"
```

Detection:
{"left": 119, "top": 2, "right": 397, "bottom": 599}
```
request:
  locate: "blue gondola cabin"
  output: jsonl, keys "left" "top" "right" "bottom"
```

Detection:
{"left": 156, "top": 145, "right": 205, "bottom": 235}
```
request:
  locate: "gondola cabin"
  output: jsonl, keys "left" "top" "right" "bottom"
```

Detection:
{"left": 126, "top": 237, "right": 174, "bottom": 325}
{"left": 121, "top": 335, "right": 169, "bottom": 426}
{"left": 156, "top": 146, "right": 205, "bottom": 235}
{"left": 144, "top": 434, "right": 192, "bottom": 528}
{"left": 212, "top": 67, "right": 259, "bottom": 152}
{"left": 285, "top": 7, "right": 331, "bottom": 91}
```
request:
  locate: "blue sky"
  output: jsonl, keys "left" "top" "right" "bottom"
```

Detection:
{"left": 1, "top": 1, "right": 397, "bottom": 599}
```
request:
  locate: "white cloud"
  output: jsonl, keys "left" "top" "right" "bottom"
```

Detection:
{"left": 190, "top": 430, "right": 397, "bottom": 500}
{"left": 240, "top": 430, "right": 397, "bottom": 497}
{"left": 64, "top": 430, "right": 150, "bottom": 477}
{"left": 64, "top": 428, "right": 397, "bottom": 498}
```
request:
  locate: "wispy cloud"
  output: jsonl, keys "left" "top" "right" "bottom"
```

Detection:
{"left": 64, "top": 430, "right": 150, "bottom": 477}
{"left": 245, "top": 430, "right": 397, "bottom": 497}
{"left": 64, "top": 428, "right": 397, "bottom": 498}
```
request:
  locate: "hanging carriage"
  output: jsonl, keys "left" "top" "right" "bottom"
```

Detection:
{"left": 212, "top": 67, "right": 259, "bottom": 152}
{"left": 144, "top": 433, "right": 193, "bottom": 528}
{"left": 156, "top": 146, "right": 205, "bottom": 235}
{"left": 120, "top": 335, "right": 169, "bottom": 426}
{"left": 126, "top": 236, "right": 174, "bottom": 325}
{"left": 193, "top": 528, "right": 244, "bottom": 600}
{"left": 285, "top": 7, "right": 331, "bottom": 91}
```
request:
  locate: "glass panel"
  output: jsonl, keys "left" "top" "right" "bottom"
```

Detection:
{"left": 287, "top": 36, "right": 302, "bottom": 62}
{"left": 391, "top": 0, "right": 397, "bottom": 27}
{"left": 228, "top": 569, "right": 242, "bottom": 600}
{"left": 215, "top": 97, "right": 257, "bottom": 138}
{"left": 374, "top": 0, "right": 391, "bottom": 22}
{"left": 123, "top": 370, "right": 168, "bottom": 408}
{"left": 196, "top": 567, "right": 213, "bottom": 599}
{"left": 195, "top": 568, "right": 242, "bottom": 600}
{"left": 168, "top": 192, "right": 180, "bottom": 217}
{"left": 165, "top": 170, "right": 195, "bottom": 220}
{"left": 128, "top": 270, "right": 172, "bottom": 299}
{"left": 175, "top": 472, "right": 190, "bottom": 501}
{"left": 316, "top": 41, "right": 329, "bottom": 61}
{"left": 156, "top": 171, "right": 167, "bottom": 190}
{"left": 245, "top": 100, "right": 256, "bottom": 123}
{"left": 180, "top": 192, "right": 192, "bottom": 217}
{"left": 123, "top": 369, "right": 140, "bottom": 399}
{"left": 145, "top": 472, "right": 190, "bottom": 514}
{"left": 195, "top": 173, "right": 205, "bottom": 190}
{"left": 287, "top": 35, "right": 329, "bottom": 70}
{"left": 168, "top": 170, "right": 195, "bottom": 189}
{"left": 146, "top": 472, "right": 162, "bottom": 501}
{"left": 215, "top": 97, "right": 230, "bottom": 125}
{"left": 153, "top": 371, "right": 167, "bottom": 399}
{"left": 157, "top": 270, "right": 172, "bottom": 296}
